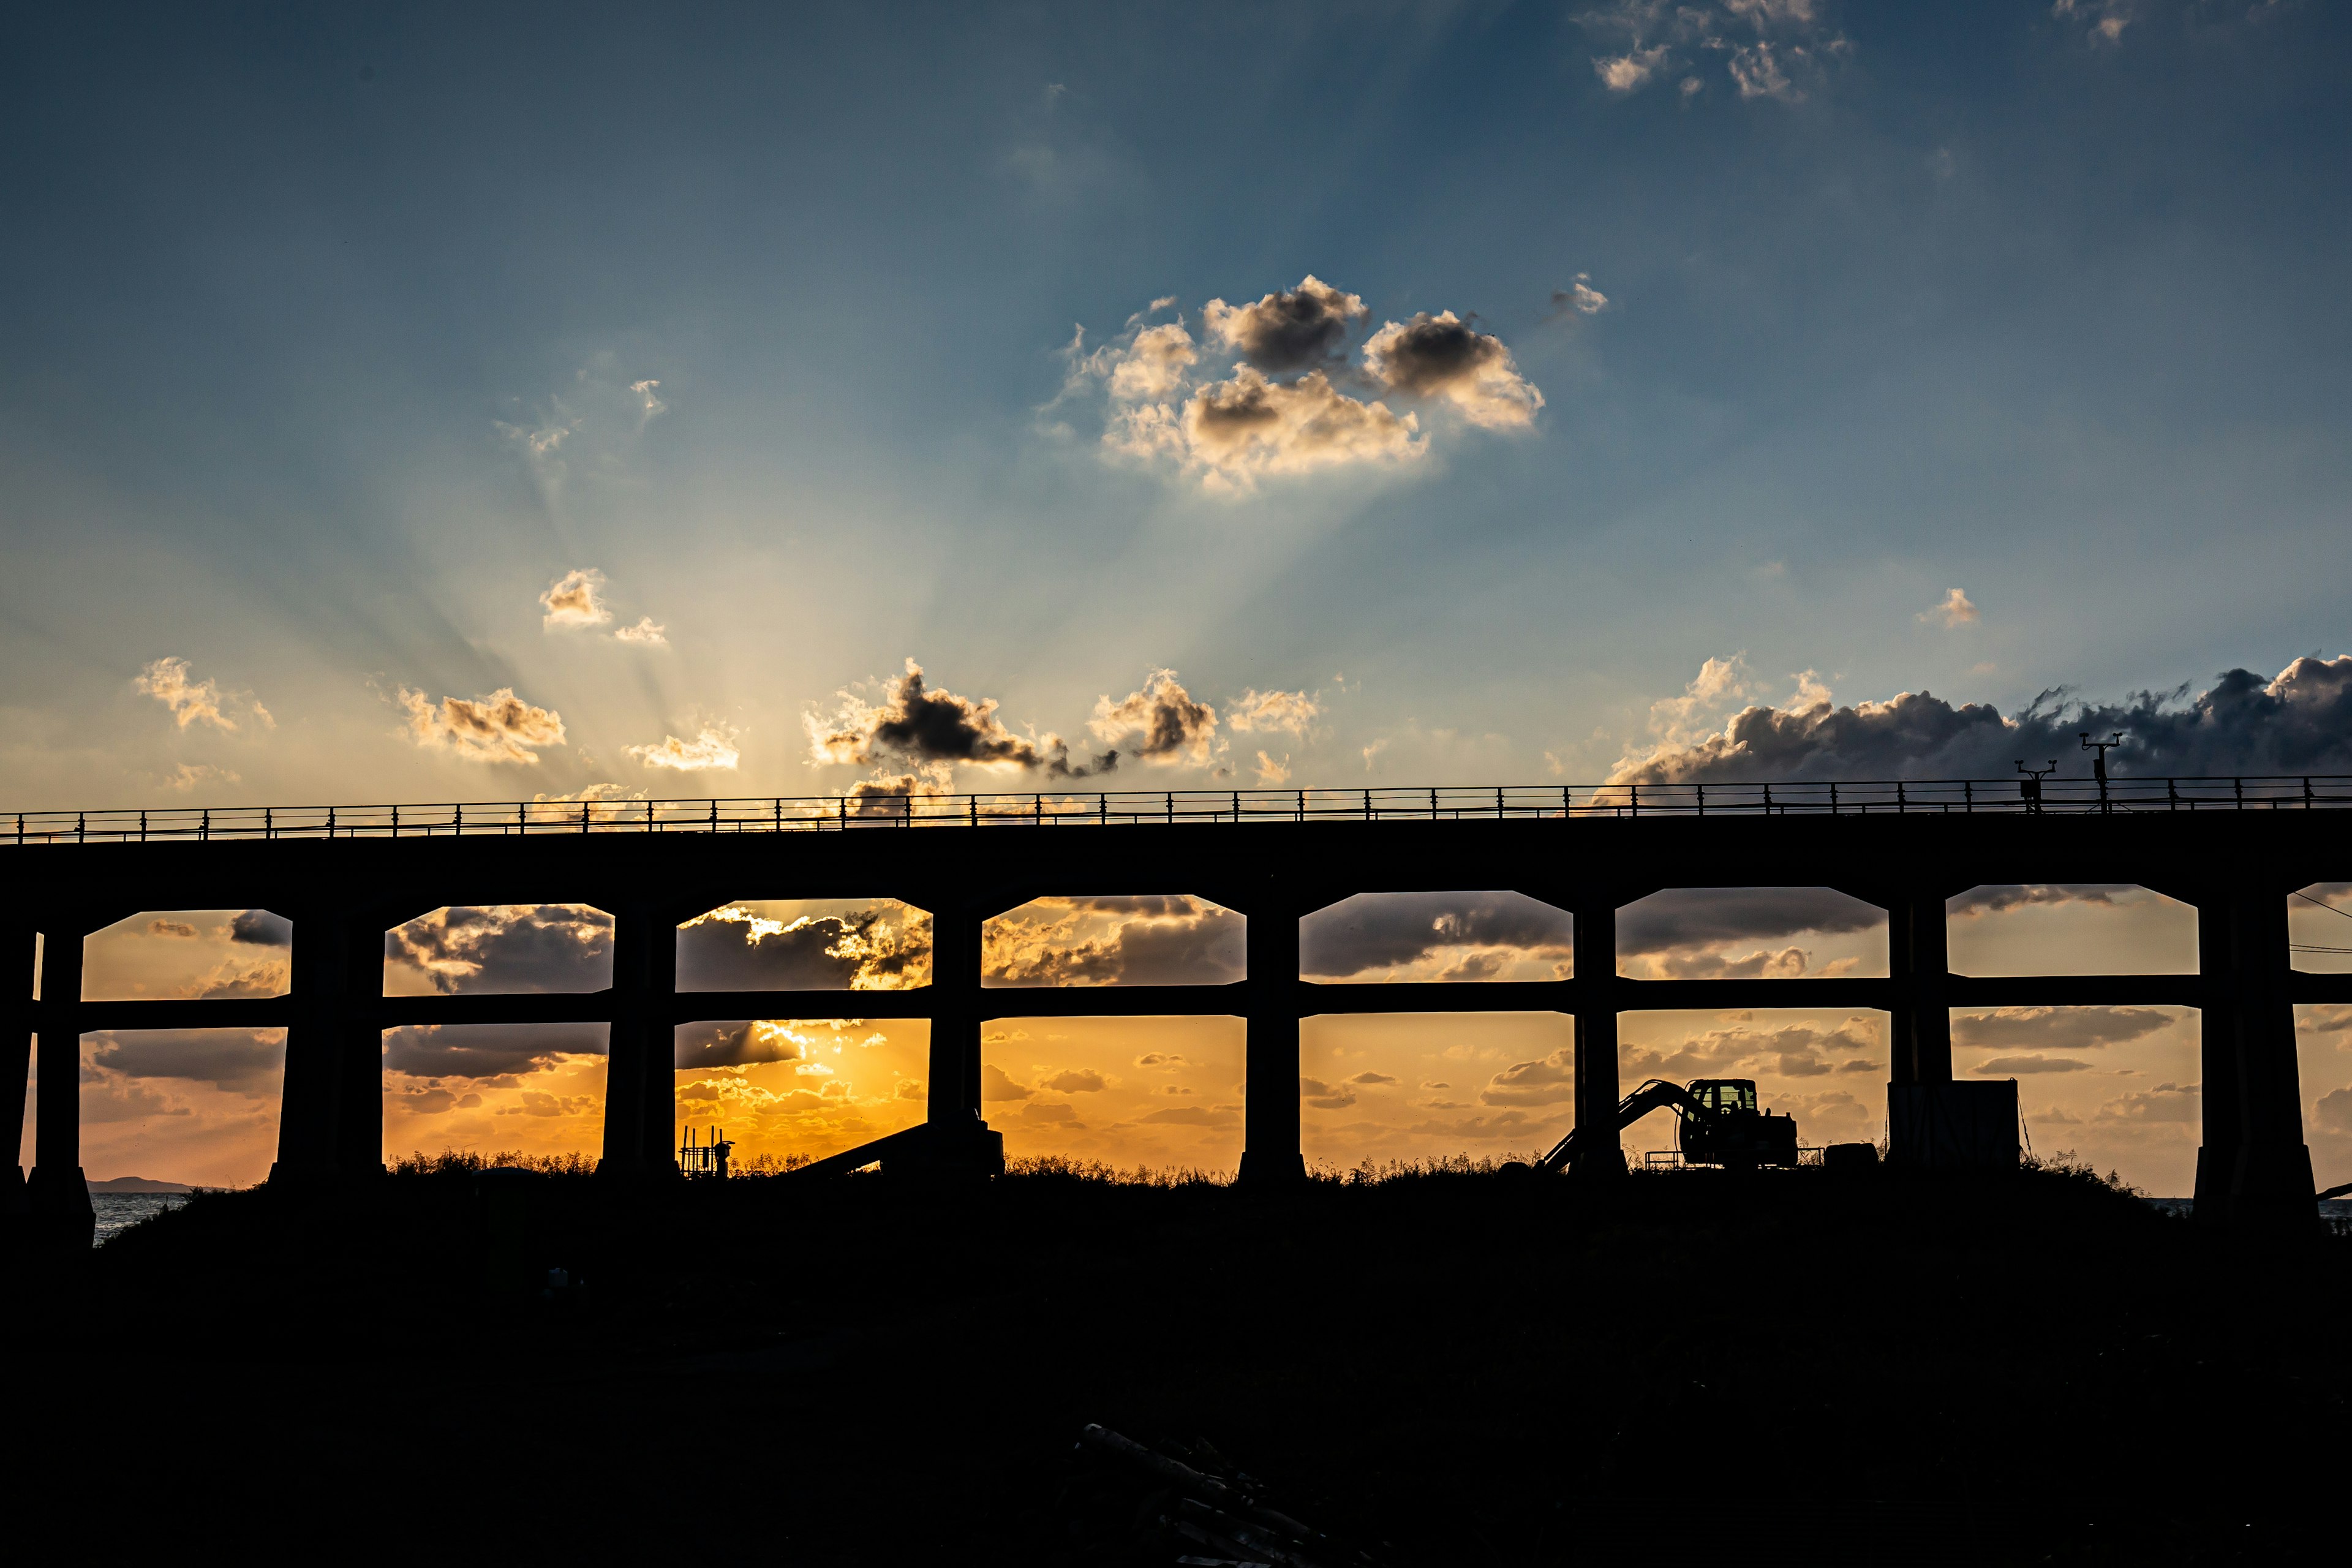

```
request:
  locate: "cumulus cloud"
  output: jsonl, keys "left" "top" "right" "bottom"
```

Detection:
{"left": 806, "top": 658, "right": 1104, "bottom": 777}
{"left": 134, "top": 657, "right": 268, "bottom": 733}
{"left": 1301, "top": 1076, "right": 1358, "bottom": 1110}
{"left": 1948, "top": 885, "right": 2125, "bottom": 918}
{"left": 1549, "top": 276, "right": 1610, "bottom": 318}
{"left": 230, "top": 909, "right": 293, "bottom": 946}
{"left": 1923, "top": 588, "right": 1980, "bottom": 627}
{"left": 1953, "top": 1006, "right": 2173, "bottom": 1049}
{"left": 1594, "top": 44, "right": 1669, "bottom": 91}
{"left": 1361, "top": 312, "right": 1544, "bottom": 429}
{"left": 1090, "top": 669, "right": 1218, "bottom": 766}
{"left": 540, "top": 568, "right": 612, "bottom": 630}
{"left": 630, "top": 378, "right": 667, "bottom": 421}
{"left": 1105, "top": 322, "right": 1199, "bottom": 401}
{"left": 383, "top": 1022, "right": 607, "bottom": 1079}
{"left": 87, "top": 1028, "right": 285, "bottom": 1092}
{"left": 2053, "top": 0, "right": 2136, "bottom": 47}
{"left": 385, "top": 905, "right": 613, "bottom": 995}
{"left": 1202, "top": 276, "right": 1368, "bottom": 372}
{"left": 1624, "top": 1015, "right": 1883, "bottom": 1081}
{"left": 1173, "top": 366, "right": 1423, "bottom": 488}
{"left": 1042, "top": 1069, "right": 1107, "bottom": 1093}
{"left": 673, "top": 1019, "right": 877, "bottom": 1070}
{"left": 982, "top": 1064, "right": 1035, "bottom": 1102}
{"left": 1226, "top": 687, "right": 1321, "bottom": 736}
{"left": 677, "top": 904, "right": 929, "bottom": 992}
{"left": 1481, "top": 1047, "right": 1577, "bottom": 1106}
{"left": 626, "top": 723, "right": 741, "bottom": 771}
{"left": 986, "top": 896, "right": 1244, "bottom": 987}
{"left": 1608, "top": 652, "right": 2352, "bottom": 783}
{"left": 614, "top": 616, "right": 668, "bottom": 646}
{"left": 1254, "top": 751, "right": 1292, "bottom": 786}
{"left": 396, "top": 687, "right": 567, "bottom": 765}
{"left": 1302, "top": 891, "right": 1573, "bottom": 979}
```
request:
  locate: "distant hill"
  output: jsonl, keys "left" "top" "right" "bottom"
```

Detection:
{"left": 88, "top": 1177, "right": 193, "bottom": 1194}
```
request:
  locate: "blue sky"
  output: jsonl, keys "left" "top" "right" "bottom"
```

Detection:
{"left": 4, "top": 0, "right": 2348, "bottom": 804}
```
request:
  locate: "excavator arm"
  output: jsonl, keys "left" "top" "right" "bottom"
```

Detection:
{"left": 1532, "top": 1079, "right": 1706, "bottom": 1174}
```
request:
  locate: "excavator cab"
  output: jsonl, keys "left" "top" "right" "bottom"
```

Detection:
{"left": 1676, "top": 1078, "right": 1798, "bottom": 1168}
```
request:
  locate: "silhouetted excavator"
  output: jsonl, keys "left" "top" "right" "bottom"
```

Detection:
{"left": 1516, "top": 1078, "right": 1800, "bottom": 1175}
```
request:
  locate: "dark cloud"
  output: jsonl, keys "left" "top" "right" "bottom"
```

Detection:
{"left": 1348, "top": 1071, "right": 1399, "bottom": 1085}
{"left": 673, "top": 1020, "right": 805, "bottom": 1069}
{"left": 1948, "top": 886, "right": 2125, "bottom": 918}
{"left": 384, "top": 905, "right": 612, "bottom": 995}
{"left": 677, "top": 906, "right": 929, "bottom": 992}
{"left": 1360, "top": 312, "right": 1543, "bottom": 427}
{"left": 87, "top": 1028, "right": 284, "bottom": 1091}
{"left": 382, "top": 1023, "right": 608, "bottom": 1078}
{"left": 1042, "top": 1069, "right": 1106, "bottom": 1093}
{"left": 1973, "top": 1055, "right": 2095, "bottom": 1074}
{"left": 198, "top": 960, "right": 288, "bottom": 999}
{"left": 981, "top": 1063, "right": 1034, "bottom": 1102}
{"left": 2095, "top": 1082, "right": 2200, "bottom": 1125}
{"left": 1300, "top": 1076, "right": 1357, "bottom": 1109}
{"left": 1089, "top": 670, "right": 1218, "bottom": 767}
{"left": 808, "top": 660, "right": 1116, "bottom": 780}
{"left": 230, "top": 908, "right": 293, "bottom": 946}
{"left": 986, "top": 902, "right": 1243, "bottom": 987}
{"left": 1953, "top": 1007, "right": 2173, "bottom": 1049}
{"left": 1612, "top": 654, "right": 2352, "bottom": 783}
{"left": 1618, "top": 887, "right": 1880, "bottom": 955}
{"left": 2316, "top": 1087, "right": 2352, "bottom": 1134}
{"left": 146, "top": 919, "right": 198, "bottom": 938}
{"left": 1480, "top": 1047, "right": 1577, "bottom": 1106}
{"left": 1301, "top": 891, "right": 1572, "bottom": 978}
{"left": 1202, "top": 276, "right": 1366, "bottom": 371}
{"left": 1651, "top": 946, "right": 1811, "bottom": 979}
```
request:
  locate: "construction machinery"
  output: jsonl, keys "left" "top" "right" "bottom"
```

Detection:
{"left": 1519, "top": 1078, "right": 1800, "bottom": 1175}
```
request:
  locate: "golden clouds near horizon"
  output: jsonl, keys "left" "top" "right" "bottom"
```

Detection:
{"left": 1618, "top": 1009, "right": 1887, "bottom": 1158}
{"left": 383, "top": 1023, "right": 609, "bottom": 1162}
{"left": 48, "top": 1027, "right": 287, "bottom": 1188}
{"left": 983, "top": 897, "right": 1242, "bottom": 989}
{"left": 1946, "top": 885, "right": 2197, "bottom": 976}
{"left": 1301, "top": 1012, "right": 1574, "bottom": 1169}
{"left": 2295, "top": 1005, "right": 2352, "bottom": 1192}
{"left": 982, "top": 1016, "right": 1245, "bottom": 1173}
{"left": 679, "top": 899, "right": 932, "bottom": 992}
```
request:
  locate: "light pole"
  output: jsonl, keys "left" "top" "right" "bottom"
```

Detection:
{"left": 2081, "top": 731, "right": 2123, "bottom": 813}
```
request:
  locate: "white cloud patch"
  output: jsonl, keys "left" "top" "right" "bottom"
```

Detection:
{"left": 396, "top": 687, "right": 567, "bottom": 765}
{"left": 1575, "top": 0, "right": 1845, "bottom": 102}
{"left": 630, "top": 378, "right": 668, "bottom": 421}
{"left": 1923, "top": 587, "right": 1980, "bottom": 627}
{"left": 134, "top": 657, "right": 268, "bottom": 733}
{"left": 626, "top": 723, "right": 741, "bottom": 772}
{"left": 1225, "top": 687, "right": 1321, "bottom": 736}
{"left": 1549, "top": 275, "right": 1610, "bottom": 319}
{"left": 2053, "top": 0, "right": 2136, "bottom": 47}
{"left": 1177, "top": 366, "right": 1423, "bottom": 488}
{"left": 614, "top": 616, "right": 668, "bottom": 646}
{"left": 540, "top": 568, "right": 612, "bottom": 630}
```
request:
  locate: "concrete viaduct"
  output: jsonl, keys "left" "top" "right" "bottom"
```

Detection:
{"left": 5, "top": 780, "right": 2342, "bottom": 1240}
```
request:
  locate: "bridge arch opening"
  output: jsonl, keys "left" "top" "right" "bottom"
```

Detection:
{"left": 1954, "top": 1005, "right": 2201, "bottom": 1194}
{"left": 32, "top": 1025, "right": 288, "bottom": 1197}
{"left": 1946, "top": 886, "right": 2196, "bottom": 976}
{"left": 1618, "top": 1008, "right": 1888, "bottom": 1159}
{"left": 383, "top": 905, "right": 614, "bottom": 995}
{"left": 1300, "top": 1011, "right": 1573, "bottom": 1170}
{"left": 1615, "top": 889, "right": 1887, "bottom": 981}
{"left": 80, "top": 908, "right": 292, "bottom": 1001}
{"left": 380, "top": 1021, "right": 608, "bottom": 1164}
{"left": 981, "top": 1014, "right": 1245, "bottom": 1174}
{"left": 2288, "top": 881, "right": 2352, "bottom": 976}
{"left": 677, "top": 898, "right": 932, "bottom": 992}
{"left": 1300, "top": 892, "right": 1571, "bottom": 983}
{"left": 982, "top": 896, "right": 1243, "bottom": 988}
{"left": 669, "top": 1016, "right": 930, "bottom": 1169}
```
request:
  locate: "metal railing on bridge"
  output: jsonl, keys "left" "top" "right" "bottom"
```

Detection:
{"left": 7, "top": 775, "right": 2351, "bottom": 845}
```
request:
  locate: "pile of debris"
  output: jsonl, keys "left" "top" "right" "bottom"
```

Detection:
{"left": 1057, "top": 1423, "right": 1401, "bottom": 1567}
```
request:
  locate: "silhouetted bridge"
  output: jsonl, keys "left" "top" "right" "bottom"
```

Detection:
{"left": 7, "top": 779, "right": 2345, "bottom": 1238}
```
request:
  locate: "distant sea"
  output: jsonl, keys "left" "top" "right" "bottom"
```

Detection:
{"left": 2148, "top": 1197, "right": 2352, "bottom": 1233}
{"left": 92, "top": 1192, "right": 191, "bottom": 1244}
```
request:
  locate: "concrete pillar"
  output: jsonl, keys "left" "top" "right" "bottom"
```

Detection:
{"left": 1888, "top": 889, "right": 1953, "bottom": 1085}
{"left": 1240, "top": 897, "right": 1305, "bottom": 1186}
{"left": 2193, "top": 883, "right": 2314, "bottom": 1227}
{"left": 28, "top": 914, "right": 94, "bottom": 1245}
{"left": 4, "top": 920, "right": 32, "bottom": 1218}
{"left": 333, "top": 914, "right": 386, "bottom": 1178}
{"left": 1571, "top": 897, "right": 1623, "bottom": 1176}
{"left": 927, "top": 902, "right": 983, "bottom": 1128}
{"left": 602, "top": 902, "right": 678, "bottom": 1177}
{"left": 271, "top": 908, "right": 348, "bottom": 1186}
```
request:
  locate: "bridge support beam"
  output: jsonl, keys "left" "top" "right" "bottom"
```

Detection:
{"left": 1239, "top": 894, "right": 1305, "bottom": 1186}
{"left": 273, "top": 908, "right": 359, "bottom": 1186}
{"left": 28, "top": 913, "right": 96, "bottom": 1247}
{"left": 1570, "top": 897, "right": 1623, "bottom": 1177}
{"left": 928, "top": 900, "right": 985, "bottom": 1133}
{"left": 1887, "top": 888, "right": 1953, "bottom": 1087}
{"left": 602, "top": 900, "right": 679, "bottom": 1178}
{"left": 4, "top": 919, "right": 33, "bottom": 1225}
{"left": 2193, "top": 883, "right": 2313, "bottom": 1228}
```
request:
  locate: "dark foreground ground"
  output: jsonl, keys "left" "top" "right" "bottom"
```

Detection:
{"left": 12, "top": 1161, "right": 2348, "bottom": 1565}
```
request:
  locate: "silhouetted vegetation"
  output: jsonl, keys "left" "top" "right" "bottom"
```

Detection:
{"left": 17, "top": 1163, "right": 2343, "bottom": 1565}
